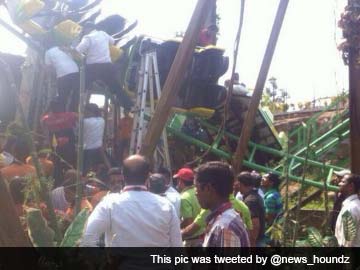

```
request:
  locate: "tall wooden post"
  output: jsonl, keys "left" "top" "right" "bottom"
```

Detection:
{"left": 232, "top": 0, "right": 289, "bottom": 174}
{"left": 140, "top": 0, "right": 214, "bottom": 158}
{"left": 348, "top": 48, "right": 360, "bottom": 174}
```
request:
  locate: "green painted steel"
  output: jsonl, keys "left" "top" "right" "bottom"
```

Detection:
{"left": 166, "top": 123, "right": 339, "bottom": 191}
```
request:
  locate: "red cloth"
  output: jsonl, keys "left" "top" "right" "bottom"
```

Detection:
{"left": 41, "top": 112, "right": 77, "bottom": 132}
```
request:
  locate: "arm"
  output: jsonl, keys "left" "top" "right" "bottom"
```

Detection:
{"left": 76, "top": 36, "right": 91, "bottom": 55}
{"left": 80, "top": 200, "right": 110, "bottom": 247}
{"left": 248, "top": 217, "right": 260, "bottom": 247}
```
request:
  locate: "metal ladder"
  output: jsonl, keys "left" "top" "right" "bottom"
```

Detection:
{"left": 129, "top": 50, "right": 171, "bottom": 170}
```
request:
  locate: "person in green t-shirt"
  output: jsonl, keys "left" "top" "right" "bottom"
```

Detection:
{"left": 174, "top": 167, "right": 203, "bottom": 247}
{"left": 181, "top": 194, "right": 252, "bottom": 240}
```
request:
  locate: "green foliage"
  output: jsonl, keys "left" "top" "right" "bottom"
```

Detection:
{"left": 306, "top": 227, "right": 324, "bottom": 247}
{"left": 60, "top": 208, "right": 90, "bottom": 247}
{"left": 342, "top": 210, "right": 357, "bottom": 242}
{"left": 26, "top": 208, "right": 55, "bottom": 247}
{"left": 261, "top": 77, "right": 290, "bottom": 113}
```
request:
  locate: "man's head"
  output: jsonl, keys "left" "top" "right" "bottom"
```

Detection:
{"left": 261, "top": 172, "right": 281, "bottom": 190}
{"left": 334, "top": 169, "right": 351, "bottom": 185}
{"left": 85, "top": 103, "right": 101, "bottom": 118}
{"left": 148, "top": 173, "right": 167, "bottom": 194}
{"left": 48, "top": 98, "right": 65, "bottom": 113}
{"left": 13, "top": 137, "right": 30, "bottom": 163}
{"left": 195, "top": 161, "right": 234, "bottom": 210}
{"left": 338, "top": 173, "right": 360, "bottom": 197}
{"left": 174, "top": 167, "right": 194, "bottom": 192}
{"left": 123, "top": 155, "right": 150, "bottom": 185}
{"left": 237, "top": 171, "right": 256, "bottom": 195}
{"left": 158, "top": 167, "right": 171, "bottom": 186}
{"left": 107, "top": 167, "right": 124, "bottom": 192}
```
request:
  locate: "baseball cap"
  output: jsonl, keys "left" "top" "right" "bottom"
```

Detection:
{"left": 173, "top": 168, "right": 194, "bottom": 181}
{"left": 334, "top": 169, "right": 351, "bottom": 177}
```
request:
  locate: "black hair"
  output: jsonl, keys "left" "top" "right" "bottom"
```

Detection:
{"left": 3, "top": 135, "right": 17, "bottom": 152}
{"left": 48, "top": 98, "right": 65, "bottom": 113}
{"left": 266, "top": 173, "right": 281, "bottom": 189}
{"left": 196, "top": 161, "right": 234, "bottom": 199}
{"left": 344, "top": 174, "right": 360, "bottom": 192}
{"left": 13, "top": 137, "right": 30, "bottom": 162}
{"left": 251, "top": 171, "right": 262, "bottom": 188}
{"left": 183, "top": 181, "right": 193, "bottom": 187}
{"left": 9, "top": 177, "right": 26, "bottom": 204}
{"left": 148, "top": 173, "right": 166, "bottom": 194}
{"left": 85, "top": 103, "right": 101, "bottom": 117}
{"left": 123, "top": 155, "right": 150, "bottom": 185}
{"left": 237, "top": 171, "right": 255, "bottom": 187}
{"left": 157, "top": 167, "right": 171, "bottom": 179}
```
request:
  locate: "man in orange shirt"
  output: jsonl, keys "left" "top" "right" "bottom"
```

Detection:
{"left": 116, "top": 110, "right": 133, "bottom": 162}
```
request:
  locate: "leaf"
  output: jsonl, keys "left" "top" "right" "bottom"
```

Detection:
{"left": 38, "top": 148, "right": 53, "bottom": 155}
{"left": 322, "top": 236, "right": 339, "bottom": 247}
{"left": 26, "top": 208, "right": 55, "bottom": 247}
{"left": 342, "top": 210, "right": 357, "bottom": 242}
{"left": 306, "top": 227, "right": 324, "bottom": 247}
{"left": 60, "top": 208, "right": 90, "bottom": 247}
{"left": 295, "top": 240, "right": 310, "bottom": 247}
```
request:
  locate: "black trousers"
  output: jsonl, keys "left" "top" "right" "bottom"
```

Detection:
{"left": 85, "top": 63, "right": 133, "bottom": 110}
{"left": 57, "top": 72, "right": 80, "bottom": 112}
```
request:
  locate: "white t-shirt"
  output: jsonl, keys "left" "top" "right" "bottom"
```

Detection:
{"left": 81, "top": 190, "right": 182, "bottom": 247}
{"left": 76, "top": 30, "right": 115, "bottom": 64}
{"left": 44, "top": 47, "right": 79, "bottom": 78}
{"left": 83, "top": 117, "right": 105, "bottom": 150}
{"left": 164, "top": 186, "right": 181, "bottom": 218}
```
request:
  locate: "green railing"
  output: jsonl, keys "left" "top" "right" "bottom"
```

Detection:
{"left": 167, "top": 113, "right": 342, "bottom": 192}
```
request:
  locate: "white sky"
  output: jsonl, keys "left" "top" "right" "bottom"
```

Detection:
{"left": 0, "top": 0, "right": 348, "bottom": 103}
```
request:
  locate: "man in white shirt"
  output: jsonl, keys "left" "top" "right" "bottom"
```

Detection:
{"left": 44, "top": 45, "right": 79, "bottom": 111}
{"left": 76, "top": 23, "right": 133, "bottom": 110}
{"left": 148, "top": 173, "right": 181, "bottom": 218}
{"left": 81, "top": 154, "right": 182, "bottom": 247}
{"left": 83, "top": 103, "right": 105, "bottom": 174}
{"left": 335, "top": 173, "right": 360, "bottom": 247}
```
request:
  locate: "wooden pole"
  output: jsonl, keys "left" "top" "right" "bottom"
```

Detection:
{"left": 348, "top": 47, "right": 360, "bottom": 174}
{"left": 139, "top": 0, "right": 214, "bottom": 158}
{"left": 232, "top": 0, "right": 289, "bottom": 174}
{"left": 0, "top": 175, "right": 31, "bottom": 247}
{"left": 75, "top": 58, "right": 86, "bottom": 215}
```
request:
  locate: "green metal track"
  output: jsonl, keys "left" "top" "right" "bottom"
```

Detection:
{"left": 166, "top": 113, "right": 342, "bottom": 192}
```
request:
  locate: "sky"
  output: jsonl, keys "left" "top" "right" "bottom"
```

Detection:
{"left": 0, "top": 0, "right": 348, "bottom": 104}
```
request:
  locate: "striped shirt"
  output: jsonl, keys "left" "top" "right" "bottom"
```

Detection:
{"left": 203, "top": 203, "right": 250, "bottom": 247}
{"left": 264, "top": 188, "right": 282, "bottom": 215}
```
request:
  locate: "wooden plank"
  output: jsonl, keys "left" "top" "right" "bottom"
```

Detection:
{"left": 140, "top": 0, "right": 214, "bottom": 158}
{"left": 232, "top": 0, "right": 289, "bottom": 174}
{"left": 0, "top": 175, "right": 31, "bottom": 247}
{"left": 349, "top": 47, "right": 360, "bottom": 174}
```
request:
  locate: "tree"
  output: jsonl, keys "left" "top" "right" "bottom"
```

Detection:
{"left": 261, "top": 77, "right": 290, "bottom": 113}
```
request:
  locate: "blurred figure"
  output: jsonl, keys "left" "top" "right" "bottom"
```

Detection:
{"left": 237, "top": 171, "right": 265, "bottom": 247}
{"left": 83, "top": 103, "right": 105, "bottom": 174}
{"left": 261, "top": 173, "right": 283, "bottom": 228}
{"left": 174, "top": 167, "right": 203, "bottom": 247}
{"left": 148, "top": 173, "right": 180, "bottom": 218}
{"left": 330, "top": 169, "right": 350, "bottom": 232}
{"left": 335, "top": 173, "right": 360, "bottom": 247}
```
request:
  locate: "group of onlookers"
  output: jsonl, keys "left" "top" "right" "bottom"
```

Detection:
{"left": 80, "top": 155, "right": 283, "bottom": 247}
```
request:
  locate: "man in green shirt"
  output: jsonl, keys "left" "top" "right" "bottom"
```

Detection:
{"left": 174, "top": 167, "right": 203, "bottom": 247}
{"left": 181, "top": 194, "right": 253, "bottom": 241}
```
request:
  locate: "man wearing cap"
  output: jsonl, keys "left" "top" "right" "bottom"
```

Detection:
{"left": 330, "top": 169, "right": 351, "bottom": 232}
{"left": 174, "top": 167, "right": 203, "bottom": 247}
